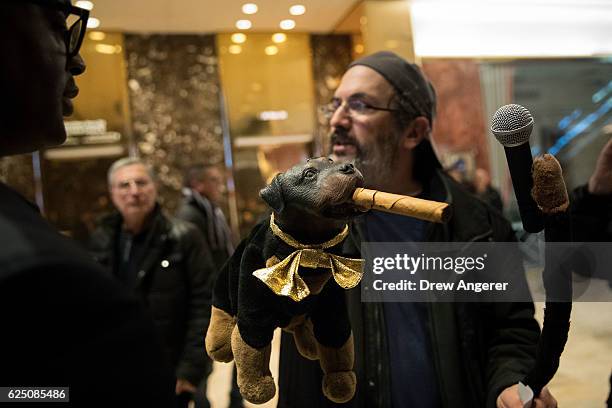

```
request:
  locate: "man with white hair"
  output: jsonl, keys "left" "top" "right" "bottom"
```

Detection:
{"left": 90, "top": 157, "right": 215, "bottom": 407}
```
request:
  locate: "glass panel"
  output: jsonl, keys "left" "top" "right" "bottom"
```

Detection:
{"left": 217, "top": 33, "right": 316, "bottom": 236}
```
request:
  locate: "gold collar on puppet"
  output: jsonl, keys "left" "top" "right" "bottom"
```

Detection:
{"left": 252, "top": 213, "right": 363, "bottom": 302}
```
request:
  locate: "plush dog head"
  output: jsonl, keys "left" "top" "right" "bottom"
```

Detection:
{"left": 260, "top": 157, "right": 364, "bottom": 220}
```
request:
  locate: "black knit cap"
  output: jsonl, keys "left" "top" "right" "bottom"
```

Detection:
{"left": 348, "top": 51, "right": 441, "bottom": 172}
{"left": 348, "top": 51, "right": 437, "bottom": 124}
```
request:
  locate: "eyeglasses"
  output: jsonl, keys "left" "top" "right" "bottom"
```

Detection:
{"left": 20, "top": 0, "right": 90, "bottom": 59}
{"left": 113, "top": 178, "right": 152, "bottom": 193}
{"left": 320, "top": 97, "right": 398, "bottom": 119}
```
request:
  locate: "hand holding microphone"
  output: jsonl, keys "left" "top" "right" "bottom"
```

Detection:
{"left": 491, "top": 104, "right": 569, "bottom": 408}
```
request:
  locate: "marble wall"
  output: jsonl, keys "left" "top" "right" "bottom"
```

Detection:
{"left": 0, "top": 154, "right": 35, "bottom": 202}
{"left": 423, "top": 59, "right": 490, "bottom": 173}
{"left": 124, "top": 34, "right": 224, "bottom": 212}
{"left": 42, "top": 157, "right": 116, "bottom": 242}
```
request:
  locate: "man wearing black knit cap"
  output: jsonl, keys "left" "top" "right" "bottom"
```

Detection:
{"left": 278, "top": 51, "right": 557, "bottom": 408}
{"left": 0, "top": 1, "right": 174, "bottom": 405}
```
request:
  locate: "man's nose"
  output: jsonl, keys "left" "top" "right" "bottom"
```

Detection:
{"left": 67, "top": 53, "right": 86, "bottom": 76}
{"left": 127, "top": 181, "right": 142, "bottom": 194}
{"left": 329, "top": 103, "right": 351, "bottom": 129}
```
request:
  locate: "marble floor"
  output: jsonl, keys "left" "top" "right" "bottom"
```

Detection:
{"left": 206, "top": 302, "right": 612, "bottom": 408}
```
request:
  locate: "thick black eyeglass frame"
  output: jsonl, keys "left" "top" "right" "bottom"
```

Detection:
{"left": 16, "top": 0, "right": 90, "bottom": 60}
{"left": 323, "top": 96, "right": 399, "bottom": 119}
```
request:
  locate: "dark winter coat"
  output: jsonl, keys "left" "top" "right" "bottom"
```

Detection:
{"left": 176, "top": 194, "right": 233, "bottom": 272}
{"left": 89, "top": 206, "right": 215, "bottom": 385}
{"left": 278, "top": 170, "right": 541, "bottom": 408}
{"left": 0, "top": 182, "right": 175, "bottom": 406}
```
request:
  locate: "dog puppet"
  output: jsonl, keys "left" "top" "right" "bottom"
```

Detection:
{"left": 205, "top": 157, "right": 365, "bottom": 404}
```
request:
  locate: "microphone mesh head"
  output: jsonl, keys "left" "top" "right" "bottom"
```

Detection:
{"left": 491, "top": 104, "right": 534, "bottom": 147}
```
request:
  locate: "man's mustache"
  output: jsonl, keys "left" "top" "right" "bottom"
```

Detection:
{"left": 330, "top": 128, "right": 356, "bottom": 146}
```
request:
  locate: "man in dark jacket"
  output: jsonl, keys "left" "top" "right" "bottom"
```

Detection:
{"left": 177, "top": 163, "right": 243, "bottom": 408}
{"left": 177, "top": 164, "right": 234, "bottom": 272}
{"left": 0, "top": 1, "right": 174, "bottom": 406}
{"left": 278, "top": 51, "right": 556, "bottom": 408}
{"left": 571, "top": 137, "right": 612, "bottom": 406}
{"left": 89, "top": 157, "right": 215, "bottom": 407}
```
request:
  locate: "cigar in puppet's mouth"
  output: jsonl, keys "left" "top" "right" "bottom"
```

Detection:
{"left": 351, "top": 188, "right": 452, "bottom": 224}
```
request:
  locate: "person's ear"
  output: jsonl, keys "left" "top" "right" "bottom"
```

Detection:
{"left": 259, "top": 174, "right": 285, "bottom": 213}
{"left": 401, "top": 116, "right": 430, "bottom": 150}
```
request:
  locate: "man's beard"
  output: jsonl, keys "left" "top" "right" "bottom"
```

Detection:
{"left": 330, "top": 128, "right": 399, "bottom": 190}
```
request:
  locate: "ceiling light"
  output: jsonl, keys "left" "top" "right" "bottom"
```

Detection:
{"left": 272, "top": 33, "right": 287, "bottom": 43}
{"left": 75, "top": 0, "right": 94, "bottom": 10}
{"left": 242, "top": 3, "right": 258, "bottom": 14}
{"left": 87, "top": 17, "right": 100, "bottom": 29}
{"left": 236, "top": 19, "right": 252, "bottom": 30}
{"left": 88, "top": 31, "right": 106, "bottom": 41}
{"left": 265, "top": 45, "right": 279, "bottom": 56}
{"left": 231, "top": 33, "right": 247, "bottom": 44}
{"left": 354, "top": 44, "right": 364, "bottom": 54}
{"left": 229, "top": 45, "right": 242, "bottom": 54}
{"left": 279, "top": 19, "right": 295, "bottom": 30}
{"left": 289, "top": 5, "right": 305, "bottom": 16}
{"left": 95, "top": 44, "right": 121, "bottom": 55}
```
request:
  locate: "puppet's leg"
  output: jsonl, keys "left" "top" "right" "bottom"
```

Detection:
{"left": 311, "top": 286, "right": 356, "bottom": 403}
{"left": 205, "top": 306, "right": 236, "bottom": 362}
{"left": 231, "top": 324, "right": 276, "bottom": 404}
{"left": 283, "top": 314, "right": 318, "bottom": 360}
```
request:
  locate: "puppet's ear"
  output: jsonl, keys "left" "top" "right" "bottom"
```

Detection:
{"left": 260, "top": 174, "right": 285, "bottom": 213}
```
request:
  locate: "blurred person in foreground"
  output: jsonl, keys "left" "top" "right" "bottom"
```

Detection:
{"left": 177, "top": 163, "right": 243, "bottom": 408}
{"left": 89, "top": 157, "right": 215, "bottom": 407}
{"left": 277, "top": 51, "right": 556, "bottom": 408}
{"left": 0, "top": 0, "right": 174, "bottom": 405}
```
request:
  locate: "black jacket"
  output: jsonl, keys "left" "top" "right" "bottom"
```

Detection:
{"left": 176, "top": 194, "right": 232, "bottom": 272}
{"left": 89, "top": 206, "right": 215, "bottom": 385}
{"left": 0, "top": 182, "right": 175, "bottom": 407}
{"left": 278, "top": 171, "right": 540, "bottom": 408}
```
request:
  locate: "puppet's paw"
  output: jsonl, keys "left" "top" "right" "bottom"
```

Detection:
{"left": 322, "top": 371, "right": 356, "bottom": 403}
{"left": 293, "top": 319, "right": 318, "bottom": 360}
{"left": 240, "top": 375, "right": 276, "bottom": 404}
{"left": 205, "top": 306, "right": 235, "bottom": 362}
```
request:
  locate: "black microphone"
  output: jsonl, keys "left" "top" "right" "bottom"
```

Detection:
{"left": 491, "top": 104, "right": 544, "bottom": 233}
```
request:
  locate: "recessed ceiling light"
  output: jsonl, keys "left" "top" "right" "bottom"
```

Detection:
{"left": 236, "top": 19, "right": 252, "bottom": 30}
{"left": 229, "top": 45, "right": 242, "bottom": 54}
{"left": 272, "top": 33, "right": 287, "bottom": 43}
{"left": 88, "top": 31, "right": 106, "bottom": 41}
{"left": 231, "top": 33, "right": 247, "bottom": 44}
{"left": 87, "top": 17, "right": 100, "bottom": 29}
{"left": 265, "top": 45, "right": 279, "bottom": 56}
{"left": 75, "top": 0, "right": 94, "bottom": 10}
{"left": 289, "top": 5, "right": 305, "bottom": 16}
{"left": 279, "top": 19, "right": 295, "bottom": 30}
{"left": 242, "top": 3, "right": 258, "bottom": 14}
